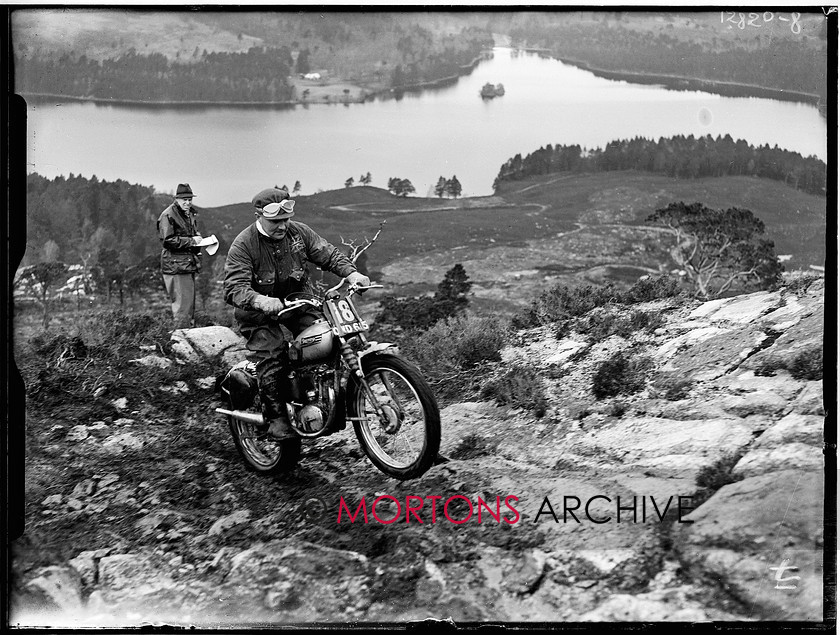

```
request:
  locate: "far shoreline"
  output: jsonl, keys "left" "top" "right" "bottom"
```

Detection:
{"left": 16, "top": 48, "right": 822, "bottom": 111}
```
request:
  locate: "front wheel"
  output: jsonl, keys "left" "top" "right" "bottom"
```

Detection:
{"left": 350, "top": 354, "right": 441, "bottom": 480}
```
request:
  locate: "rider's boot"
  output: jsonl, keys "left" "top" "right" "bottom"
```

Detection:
{"left": 257, "top": 358, "right": 297, "bottom": 441}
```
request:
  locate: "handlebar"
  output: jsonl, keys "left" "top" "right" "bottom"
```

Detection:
{"left": 272, "top": 280, "right": 384, "bottom": 318}
{"left": 325, "top": 275, "right": 384, "bottom": 297}
{"left": 273, "top": 297, "right": 321, "bottom": 319}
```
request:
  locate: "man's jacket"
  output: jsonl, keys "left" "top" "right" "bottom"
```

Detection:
{"left": 157, "top": 203, "right": 201, "bottom": 275}
{"left": 224, "top": 221, "right": 356, "bottom": 327}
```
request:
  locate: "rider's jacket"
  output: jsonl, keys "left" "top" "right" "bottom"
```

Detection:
{"left": 157, "top": 203, "right": 201, "bottom": 275}
{"left": 223, "top": 221, "right": 356, "bottom": 328}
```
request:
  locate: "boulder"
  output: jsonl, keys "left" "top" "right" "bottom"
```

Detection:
{"left": 577, "top": 417, "right": 754, "bottom": 479}
{"left": 655, "top": 327, "right": 726, "bottom": 360}
{"left": 675, "top": 470, "right": 823, "bottom": 621}
{"left": 713, "top": 371, "right": 805, "bottom": 401}
{"left": 24, "top": 566, "right": 84, "bottom": 612}
{"left": 101, "top": 432, "right": 144, "bottom": 454}
{"left": 744, "top": 307, "right": 824, "bottom": 371}
{"left": 219, "top": 540, "right": 370, "bottom": 619}
{"left": 500, "top": 549, "right": 546, "bottom": 595}
{"left": 68, "top": 548, "right": 112, "bottom": 587}
{"left": 754, "top": 413, "right": 824, "bottom": 449}
{"left": 580, "top": 589, "right": 711, "bottom": 621}
{"left": 688, "top": 291, "right": 782, "bottom": 324}
{"left": 733, "top": 443, "right": 824, "bottom": 478}
{"left": 98, "top": 553, "right": 176, "bottom": 594}
{"left": 129, "top": 355, "right": 173, "bottom": 369}
{"left": 208, "top": 510, "right": 252, "bottom": 537}
{"left": 171, "top": 326, "right": 247, "bottom": 363}
{"left": 718, "top": 391, "right": 790, "bottom": 418}
{"left": 790, "top": 382, "right": 825, "bottom": 416}
{"left": 662, "top": 327, "right": 772, "bottom": 381}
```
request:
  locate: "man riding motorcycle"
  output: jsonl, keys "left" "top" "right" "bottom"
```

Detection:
{"left": 223, "top": 187, "right": 370, "bottom": 440}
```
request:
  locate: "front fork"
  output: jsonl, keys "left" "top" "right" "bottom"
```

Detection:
{"left": 339, "top": 337, "right": 402, "bottom": 433}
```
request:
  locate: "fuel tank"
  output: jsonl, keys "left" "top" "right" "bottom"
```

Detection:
{"left": 294, "top": 319, "right": 335, "bottom": 362}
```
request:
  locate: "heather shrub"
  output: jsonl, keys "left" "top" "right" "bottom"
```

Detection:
{"left": 398, "top": 314, "right": 510, "bottom": 399}
{"left": 514, "top": 283, "right": 620, "bottom": 328}
{"left": 481, "top": 364, "right": 548, "bottom": 417}
{"left": 693, "top": 452, "right": 745, "bottom": 506}
{"left": 579, "top": 309, "right": 665, "bottom": 343}
{"left": 591, "top": 352, "right": 653, "bottom": 399}
{"left": 789, "top": 347, "right": 823, "bottom": 380}
{"left": 621, "top": 275, "right": 681, "bottom": 303}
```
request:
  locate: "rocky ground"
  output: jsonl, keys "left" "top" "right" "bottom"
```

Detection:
{"left": 10, "top": 275, "right": 828, "bottom": 627}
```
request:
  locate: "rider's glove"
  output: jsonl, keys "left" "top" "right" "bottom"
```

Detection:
{"left": 346, "top": 271, "right": 371, "bottom": 288}
{"left": 253, "top": 295, "right": 285, "bottom": 314}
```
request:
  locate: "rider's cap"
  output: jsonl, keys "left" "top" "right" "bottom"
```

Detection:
{"left": 252, "top": 188, "right": 295, "bottom": 219}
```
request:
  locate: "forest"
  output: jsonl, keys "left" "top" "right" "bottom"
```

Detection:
{"left": 505, "top": 18, "right": 827, "bottom": 101}
{"left": 15, "top": 47, "right": 297, "bottom": 103}
{"left": 13, "top": 17, "right": 492, "bottom": 102}
{"left": 23, "top": 173, "right": 170, "bottom": 267}
{"left": 493, "top": 135, "right": 827, "bottom": 196}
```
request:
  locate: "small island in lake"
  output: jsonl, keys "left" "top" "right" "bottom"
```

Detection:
{"left": 480, "top": 82, "right": 505, "bottom": 99}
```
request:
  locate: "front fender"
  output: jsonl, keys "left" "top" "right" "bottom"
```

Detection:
{"left": 358, "top": 341, "right": 399, "bottom": 359}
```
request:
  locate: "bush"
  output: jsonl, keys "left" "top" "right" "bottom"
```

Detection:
{"left": 81, "top": 309, "right": 174, "bottom": 359}
{"left": 591, "top": 352, "right": 652, "bottom": 399}
{"left": 480, "top": 364, "right": 548, "bottom": 417}
{"left": 693, "top": 452, "right": 745, "bottom": 507}
{"left": 515, "top": 283, "right": 621, "bottom": 328}
{"left": 578, "top": 309, "right": 665, "bottom": 343}
{"left": 754, "top": 347, "right": 822, "bottom": 381}
{"left": 398, "top": 314, "right": 511, "bottom": 400}
{"left": 377, "top": 264, "right": 472, "bottom": 331}
{"left": 621, "top": 275, "right": 681, "bottom": 304}
{"left": 789, "top": 347, "right": 823, "bottom": 380}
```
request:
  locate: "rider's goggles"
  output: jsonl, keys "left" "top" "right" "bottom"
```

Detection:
{"left": 261, "top": 199, "right": 296, "bottom": 219}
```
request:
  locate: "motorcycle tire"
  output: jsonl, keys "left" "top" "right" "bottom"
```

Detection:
{"left": 350, "top": 353, "right": 441, "bottom": 480}
{"left": 226, "top": 394, "right": 301, "bottom": 475}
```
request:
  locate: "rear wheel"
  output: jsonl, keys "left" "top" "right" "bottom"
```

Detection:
{"left": 351, "top": 354, "right": 440, "bottom": 480}
{"left": 226, "top": 392, "right": 300, "bottom": 475}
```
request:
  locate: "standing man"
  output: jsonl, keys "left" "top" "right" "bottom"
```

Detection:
{"left": 224, "top": 187, "right": 369, "bottom": 440}
{"left": 157, "top": 183, "right": 202, "bottom": 328}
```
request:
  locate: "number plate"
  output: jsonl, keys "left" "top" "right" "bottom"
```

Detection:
{"left": 328, "top": 299, "right": 369, "bottom": 335}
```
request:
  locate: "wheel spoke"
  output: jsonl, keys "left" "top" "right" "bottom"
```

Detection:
{"left": 356, "top": 366, "right": 428, "bottom": 470}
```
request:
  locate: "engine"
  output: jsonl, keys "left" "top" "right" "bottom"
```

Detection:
{"left": 288, "top": 365, "right": 335, "bottom": 435}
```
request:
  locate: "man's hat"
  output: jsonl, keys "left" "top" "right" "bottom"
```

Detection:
{"left": 175, "top": 183, "right": 195, "bottom": 199}
{"left": 252, "top": 187, "right": 295, "bottom": 220}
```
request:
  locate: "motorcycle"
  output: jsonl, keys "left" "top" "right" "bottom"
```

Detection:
{"left": 216, "top": 276, "right": 441, "bottom": 480}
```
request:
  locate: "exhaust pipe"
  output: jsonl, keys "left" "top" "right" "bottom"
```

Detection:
{"left": 216, "top": 408, "right": 265, "bottom": 426}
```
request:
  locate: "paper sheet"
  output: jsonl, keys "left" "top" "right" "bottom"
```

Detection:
{"left": 196, "top": 235, "right": 219, "bottom": 255}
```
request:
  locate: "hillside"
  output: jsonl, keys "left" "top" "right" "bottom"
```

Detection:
{"left": 11, "top": 274, "right": 827, "bottom": 625}
{"left": 196, "top": 173, "right": 826, "bottom": 315}
{"left": 12, "top": 10, "right": 829, "bottom": 104}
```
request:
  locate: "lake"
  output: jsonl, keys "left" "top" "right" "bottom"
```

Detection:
{"left": 24, "top": 47, "right": 827, "bottom": 207}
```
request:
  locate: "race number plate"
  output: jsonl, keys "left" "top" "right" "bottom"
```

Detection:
{"left": 328, "top": 299, "right": 369, "bottom": 335}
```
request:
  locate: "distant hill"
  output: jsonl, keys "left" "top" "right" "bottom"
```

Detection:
{"left": 196, "top": 173, "right": 825, "bottom": 287}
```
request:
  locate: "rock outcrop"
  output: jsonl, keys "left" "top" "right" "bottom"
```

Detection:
{"left": 13, "top": 278, "right": 826, "bottom": 626}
